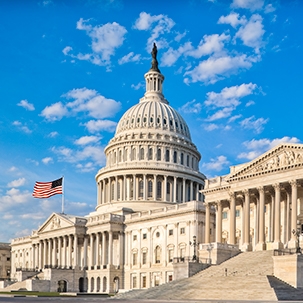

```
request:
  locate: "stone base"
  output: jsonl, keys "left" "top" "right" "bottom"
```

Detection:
{"left": 255, "top": 242, "right": 266, "bottom": 251}
{"left": 241, "top": 243, "right": 252, "bottom": 252}
{"left": 272, "top": 241, "right": 283, "bottom": 250}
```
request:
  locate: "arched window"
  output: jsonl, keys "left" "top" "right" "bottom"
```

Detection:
{"left": 148, "top": 147, "right": 153, "bottom": 160}
{"left": 118, "top": 150, "right": 122, "bottom": 162}
{"left": 157, "top": 181, "right": 162, "bottom": 199}
{"left": 140, "top": 147, "right": 144, "bottom": 160}
{"left": 173, "top": 151, "right": 177, "bottom": 163}
{"left": 155, "top": 246, "right": 161, "bottom": 264}
{"left": 117, "top": 181, "right": 121, "bottom": 200}
{"left": 181, "top": 153, "right": 184, "bottom": 165}
{"left": 123, "top": 148, "right": 127, "bottom": 161}
{"left": 157, "top": 148, "right": 161, "bottom": 161}
{"left": 138, "top": 180, "right": 143, "bottom": 198}
{"left": 148, "top": 180, "right": 153, "bottom": 198}
{"left": 111, "top": 182, "right": 115, "bottom": 201}
{"left": 132, "top": 148, "right": 136, "bottom": 161}
{"left": 165, "top": 149, "right": 170, "bottom": 162}
{"left": 187, "top": 155, "right": 189, "bottom": 166}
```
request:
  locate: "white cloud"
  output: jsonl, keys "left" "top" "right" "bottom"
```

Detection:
{"left": 161, "top": 42, "right": 192, "bottom": 67}
{"left": 118, "top": 52, "right": 141, "bottom": 64}
{"left": 234, "top": 14, "right": 265, "bottom": 52}
{"left": 12, "top": 121, "right": 32, "bottom": 133}
{"left": 42, "top": 157, "right": 53, "bottom": 164}
{"left": 76, "top": 162, "right": 95, "bottom": 172}
{"left": 74, "top": 136, "right": 101, "bottom": 145}
{"left": 17, "top": 99, "right": 35, "bottom": 111}
{"left": 205, "top": 83, "right": 257, "bottom": 108}
{"left": 84, "top": 119, "right": 117, "bottom": 133}
{"left": 264, "top": 4, "right": 276, "bottom": 13}
{"left": 7, "top": 178, "right": 26, "bottom": 188}
{"left": 179, "top": 99, "right": 202, "bottom": 114}
{"left": 204, "top": 124, "right": 219, "bottom": 131}
{"left": 134, "top": 12, "right": 175, "bottom": 51}
{"left": 63, "top": 18, "right": 127, "bottom": 66}
{"left": 131, "top": 82, "right": 144, "bottom": 90}
{"left": 41, "top": 88, "right": 121, "bottom": 122}
{"left": 48, "top": 131, "right": 59, "bottom": 138}
{"left": 231, "top": 0, "right": 264, "bottom": 11}
{"left": 218, "top": 12, "right": 246, "bottom": 28}
{"left": 40, "top": 102, "right": 68, "bottom": 121}
{"left": 202, "top": 155, "right": 229, "bottom": 171}
{"left": 228, "top": 114, "right": 242, "bottom": 123}
{"left": 238, "top": 136, "right": 300, "bottom": 160}
{"left": 240, "top": 116, "right": 268, "bottom": 133}
{"left": 206, "top": 107, "right": 234, "bottom": 121}
{"left": 245, "top": 100, "right": 255, "bottom": 107}
{"left": 184, "top": 54, "right": 255, "bottom": 84}
{"left": 174, "top": 31, "right": 187, "bottom": 42}
{"left": 0, "top": 188, "right": 31, "bottom": 207}
{"left": 9, "top": 166, "right": 18, "bottom": 172}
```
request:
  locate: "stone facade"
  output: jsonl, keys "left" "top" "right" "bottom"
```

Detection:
{"left": 0, "top": 242, "right": 10, "bottom": 280}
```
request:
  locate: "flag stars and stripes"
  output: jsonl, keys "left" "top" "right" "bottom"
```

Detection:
{"left": 32, "top": 177, "right": 63, "bottom": 199}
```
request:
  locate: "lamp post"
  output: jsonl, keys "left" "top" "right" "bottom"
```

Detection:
{"left": 189, "top": 235, "right": 199, "bottom": 261}
{"left": 206, "top": 243, "right": 213, "bottom": 264}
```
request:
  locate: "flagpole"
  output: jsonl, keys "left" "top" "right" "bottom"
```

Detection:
{"left": 62, "top": 176, "right": 64, "bottom": 214}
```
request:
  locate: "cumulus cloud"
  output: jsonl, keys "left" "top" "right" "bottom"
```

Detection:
{"left": 240, "top": 116, "right": 268, "bottom": 133}
{"left": 202, "top": 155, "right": 230, "bottom": 171}
{"left": 63, "top": 18, "right": 127, "bottom": 67}
{"left": 41, "top": 88, "right": 121, "bottom": 122}
{"left": 118, "top": 52, "right": 141, "bottom": 64}
{"left": 84, "top": 119, "right": 117, "bottom": 133}
{"left": 74, "top": 136, "right": 101, "bottom": 145}
{"left": 218, "top": 12, "right": 246, "bottom": 28}
{"left": 179, "top": 99, "right": 202, "bottom": 114}
{"left": 12, "top": 121, "right": 32, "bottom": 133}
{"left": 204, "top": 123, "right": 219, "bottom": 131}
{"left": 206, "top": 107, "right": 234, "bottom": 121}
{"left": 205, "top": 83, "right": 257, "bottom": 108}
{"left": 134, "top": 12, "right": 175, "bottom": 51}
{"left": 161, "top": 42, "right": 192, "bottom": 67}
{"left": 184, "top": 54, "right": 256, "bottom": 84}
{"left": 0, "top": 188, "right": 32, "bottom": 208}
{"left": 131, "top": 82, "right": 144, "bottom": 90}
{"left": 17, "top": 99, "right": 35, "bottom": 111}
{"left": 42, "top": 157, "right": 53, "bottom": 164}
{"left": 238, "top": 136, "right": 300, "bottom": 160}
{"left": 7, "top": 178, "right": 26, "bottom": 188}
{"left": 231, "top": 0, "right": 264, "bottom": 11}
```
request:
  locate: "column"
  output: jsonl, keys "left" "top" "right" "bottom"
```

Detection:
{"left": 83, "top": 236, "right": 88, "bottom": 269}
{"left": 182, "top": 179, "right": 186, "bottom": 202}
{"left": 120, "top": 232, "right": 124, "bottom": 266}
{"left": 173, "top": 224, "right": 178, "bottom": 258}
{"left": 153, "top": 175, "right": 157, "bottom": 200}
{"left": 108, "top": 231, "right": 113, "bottom": 266}
{"left": 216, "top": 201, "right": 222, "bottom": 243}
{"left": 174, "top": 176, "right": 177, "bottom": 202}
{"left": 102, "top": 180, "right": 105, "bottom": 204}
{"left": 286, "top": 189, "right": 291, "bottom": 243}
{"left": 58, "top": 237, "right": 62, "bottom": 268}
{"left": 205, "top": 203, "right": 210, "bottom": 243}
{"left": 63, "top": 236, "right": 67, "bottom": 268}
{"left": 102, "top": 232, "right": 106, "bottom": 266}
{"left": 273, "top": 183, "right": 282, "bottom": 249}
{"left": 289, "top": 180, "right": 298, "bottom": 248}
{"left": 32, "top": 244, "right": 35, "bottom": 269}
{"left": 229, "top": 192, "right": 236, "bottom": 245}
{"left": 123, "top": 175, "right": 127, "bottom": 201}
{"left": 125, "top": 232, "right": 129, "bottom": 266}
{"left": 95, "top": 233, "right": 100, "bottom": 269}
{"left": 52, "top": 238, "right": 57, "bottom": 267}
{"left": 114, "top": 176, "right": 118, "bottom": 201}
{"left": 74, "top": 234, "right": 78, "bottom": 269}
{"left": 190, "top": 181, "right": 193, "bottom": 201}
{"left": 243, "top": 189, "right": 251, "bottom": 251}
{"left": 256, "top": 187, "right": 266, "bottom": 250}
{"left": 48, "top": 239, "right": 52, "bottom": 267}
{"left": 43, "top": 239, "right": 47, "bottom": 268}
{"left": 143, "top": 174, "right": 147, "bottom": 200}
{"left": 90, "top": 234, "right": 94, "bottom": 269}
{"left": 107, "top": 178, "right": 111, "bottom": 203}
{"left": 39, "top": 241, "right": 43, "bottom": 269}
{"left": 133, "top": 174, "right": 137, "bottom": 201}
{"left": 97, "top": 182, "right": 101, "bottom": 205}
{"left": 254, "top": 200, "right": 259, "bottom": 248}
{"left": 164, "top": 175, "right": 167, "bottom": 202}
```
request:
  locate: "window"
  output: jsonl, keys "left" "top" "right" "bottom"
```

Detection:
{"left": 165, "top": 149, "right": 170, "bottom": 162}
{"left": 133, "top": 235, "right": 137, "bottom": 241}
{"left": 140, "top": 147, "right": 144, "bottom": 160}
{"left": 168, "top": 275, "right": 173, "bottom": 282}
{"left": 143, "top": 233, "right": 147, "bottom": 240}
{"left": 131, "top": 148, "right": 136, "bottom": 161}
{"left": 223, "top": 211, "right": 228, "bottom": 219}
{"left": 111, "top": 183, "right": 114, "bottom": 201}
{"left": 168, "top": 249, "right": 174, "bottom": 263}
{"left": 157, "top": 181, "right": 162, "bottom": 199}
{"left": 157, "top": 148, "right": 161, "bottom": 161}
{"left": 156, "top": 232, "right": 160, "bottom": 238}
{"left": 187, "top": 155, "right": 189, "bottom": 166}
{"left": 148, "top": 180, "right": 153, "bottom": 198}
{"left": 142, "top": 252, "right": 147, "bottom": 265}
{"left": 155, "top": 246, "right": 161, "bottom": 264}
{"left": 180, "top": 248, "right": 185, "bottom": 260}
{"left": 168, "top": 229, "right": 173, "bottom": 236}
{"left": 148, "top": 147, "right": 153, "bottom": 160}
{"left": 138, "top": 180, "right": 143, "bottom": 198}
{"left": 180, "top": 227, "right": 185, "bottom": 234}
{"left": 117, "top": 182, "right": 121, "bottom": 200}
{"left": 236, "top": 209, "right": 240, "bottom": 217}
{"left": 142, "top": 276, "right": 147, "bottom": 288}
{"left": 133, "top": 253, "right": 137, "bottom": 265}
{"left": 181, "top": 153, "right": 184, "bottom": 165}
{"left": 167, "top": 182, "right": 171, "bottom": 195}
{"left": 118, "top": 150, "right": 122, "bottom": 162}
{"left": 132, "top": 276, "right": 137, "bottom": 288}
{"left": 173, "top": 151, "right": 177, "bottom": 163}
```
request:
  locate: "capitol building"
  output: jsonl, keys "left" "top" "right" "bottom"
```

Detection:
{"left": 5, "top": 45, "right": 303, "bottom": 294}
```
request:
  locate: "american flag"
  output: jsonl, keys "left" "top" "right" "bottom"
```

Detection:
{"left": 32, "top": 177, "right": 63, "bottom": 199}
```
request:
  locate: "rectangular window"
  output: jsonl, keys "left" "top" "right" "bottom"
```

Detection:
{"left": 143, "top": 233, "right": 147, "bottom": 239}
{"left": 236, "top": 209, "right": 240, "bottom": 217}
{"left": 148, "top": 147, "right": 153, "bottom": 160}
{"left": 180, "top": 227, "right": 185, "bottom": 234}
{"left": 168, "top": 275, "right": 173, "bottom": 282}
{"left": 142, "top": 276, "right": 147, "bottom": 288}
{"left": 132, "top": 276, "right": 137, "bottom": 288}
{"left": 142, "top": 252, "right": 147, "bottom": 265}
{"left": 168, "top": 229, "right": 173, "bottom": 236}
{"left": 133, "top": 253, "right": 137, "bottom": 265}
{"left": 223, "top": 211, "right": 228, "bottom": 219}
{"left": 133, "top": 235, "right": 137, "bottom": 241}
{"left": 168, "top": 249, "right": 174, "bottom": 262}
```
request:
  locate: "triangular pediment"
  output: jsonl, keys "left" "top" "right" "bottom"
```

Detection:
{"left": 228, "top": 143, "right": 303, "bottom": 181}
{"left": 38, "top": 213, "right": 76, "bottom": 233}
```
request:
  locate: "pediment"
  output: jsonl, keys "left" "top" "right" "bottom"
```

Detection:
{"left": 228, "top": 143, "right": 303, "bottom": 181}
{"left": 38, "top": 213, "right": 75, "bottom": 233}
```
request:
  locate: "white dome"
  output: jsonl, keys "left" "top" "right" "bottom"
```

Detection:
{"left": 115, "top": 99, "right": 191, "bottom": 140}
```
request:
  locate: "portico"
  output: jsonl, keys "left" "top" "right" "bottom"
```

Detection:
{"left": 203, "top": 143, "right": 303, "bottom": 251}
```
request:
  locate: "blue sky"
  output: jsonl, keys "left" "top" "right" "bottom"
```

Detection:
{"left": 0, "top": 0, "right": 302, "bottom": 242}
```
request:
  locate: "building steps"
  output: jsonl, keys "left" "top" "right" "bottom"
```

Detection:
{"left": 115, "top": 251, "right": 303, "bottom": 301}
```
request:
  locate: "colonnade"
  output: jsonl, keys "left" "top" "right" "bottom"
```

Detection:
{"left": 97, "top": 174, "right": 203, "bottom": 205}
{"left": 204, "top": 180, "right": 300, "bottom": 251}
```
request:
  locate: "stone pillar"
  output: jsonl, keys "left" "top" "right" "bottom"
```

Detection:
{"left": 102, "top": 180, "right": 105, "bottom": 204}
{"left": 164, "top": 175, "right": 167, "bottom": 202}
{"left": 256, "top": 187, "right": 266, "bottom": 251}
{"left": 153, "top": 175, "right": 157, "bottom": 200}
{"left": 74, "top": 234, "right": 78, "bottom": 269}
{"left": 62, "top": 236, "right": 67, "bottom": 268}
{"left": 48, "top": 239, "right": 52, "bottom": 267}
{"left": 173, "top": 224, "right": 178, "bottom": 258}
{"left": 273, "top": 184, "right": 282, "bottom": 249}
{"left": 95, "top": 233, "right": 100, "bottom": 269}
{"left": 58, "top": 237, "right": 62, "bottom": 268}
{"left": 102, "top": 232, "right": 106, "bottom": 266}
{"left": 52, "top": 238, "right": 57, "bottom": 267}
{"left": 83, "top": 236, "right": 88, "bottom": 269}
{"left": 182, "top": 179, "right": 186, "bottom": 202}
{"left": 205, "top": 203, "right": 210, "bottom": 244}
{"left": 125, "top": 232, "right": 129, "bottom": 266}
{"left": 97, "top": 182, "right": 101, "bottom": 205}
{"left": 242, "top": 190, "right": 252, "bottom": 251}
{"left": 190, "top": 181, "right": 193, "bottom": 201}
{"left": 123, "top": 175, "right": 127, "bottom": 201}
{"left": 39, "top": 241, "right": 43, "bottom": 269}
{"left": 114, "top": 176, "right": 118, "bottom": 201}
{"left": 254, "top": 200, "right": 259, "bottom": 248}
{"left": 108, "top": 231, "right": 113, "bottom": 266}
{"left": 90, "top": 234, "right": 94, "bottom": 269}
{"left": 229, "top": 192, "right": 236, "bottom": 245}
{"left": 133, "top": 174, "right": 137, "bottom": 201}
{"left": 32, "top": 244, "right": 36, "bottom": 269}
{"left": 174, "top": 176, "right": 177, "bottom": 202}
{"left": 120, "top": 232, "right": 124, "bottom": 266}
{"left": 286, "top": 189, "right": 291, "bottom": 243}
{"left": 216, "top": 201, "right": 222, "bottom": 243}
{"left": 43, "top": 239, "right": 47, "bottom": 268}
{"left": 289, "top": 180, "right": 299, "bottom": 248}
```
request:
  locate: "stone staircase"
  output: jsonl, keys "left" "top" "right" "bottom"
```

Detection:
{"left": 115, "top": 251, "right": 303, "bottom": 301}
